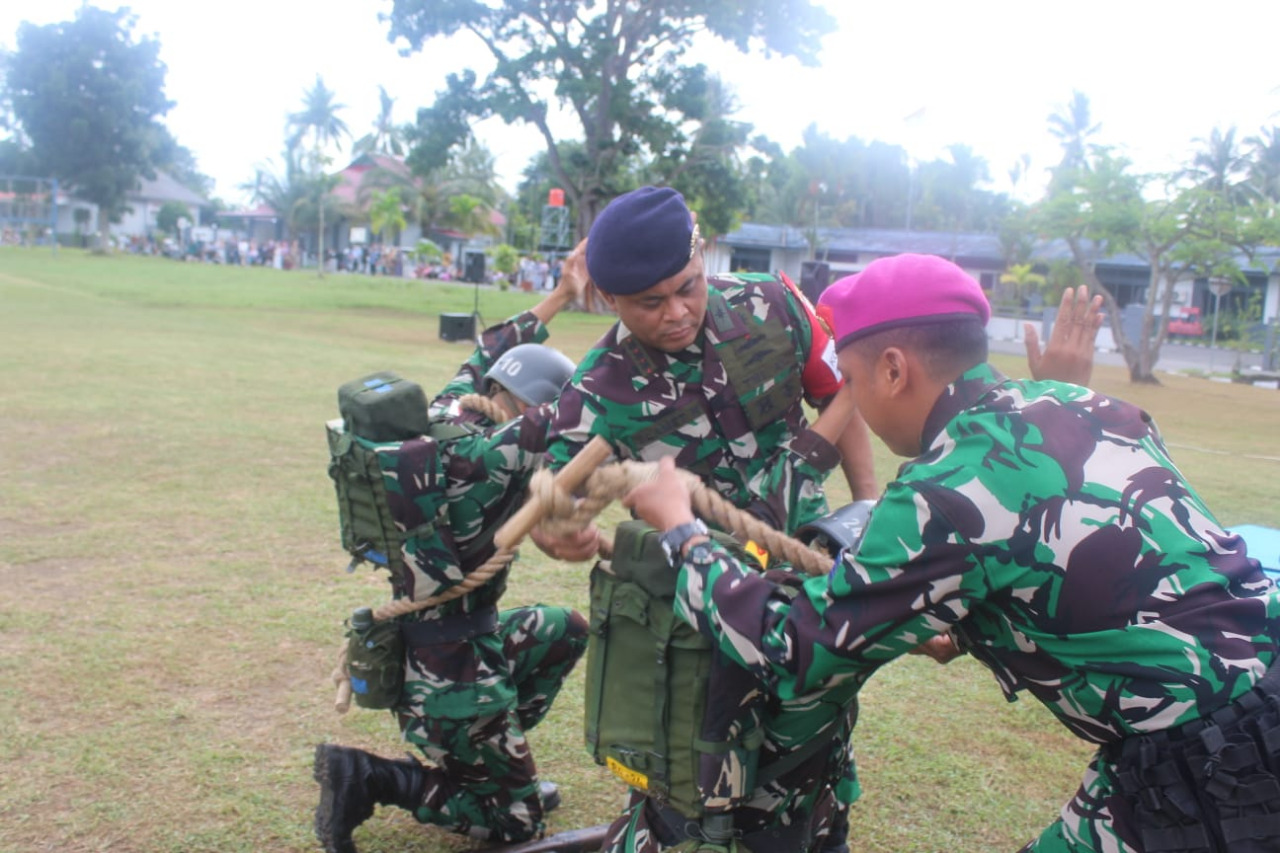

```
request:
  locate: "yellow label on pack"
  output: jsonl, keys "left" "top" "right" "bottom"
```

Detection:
{"left": 745, "top": 540, "right": 770, "bottom": 569}
{"left": 606, "top": 757, "right": 649, "bottom": 791}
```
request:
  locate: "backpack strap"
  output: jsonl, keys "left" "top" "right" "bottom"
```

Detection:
{"left": 752, "top": 699, "right": 857, "bottom": 790}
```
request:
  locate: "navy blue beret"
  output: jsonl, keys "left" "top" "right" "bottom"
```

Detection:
{"left": 586, "top": 186, "right": 696, "bottom": 295}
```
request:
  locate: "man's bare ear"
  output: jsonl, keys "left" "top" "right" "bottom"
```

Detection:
{"left": 597, "top": 288, "right": 617, "bottom": 310}
{"left": 880, "top": 346, "right": 911, "bottom": 395}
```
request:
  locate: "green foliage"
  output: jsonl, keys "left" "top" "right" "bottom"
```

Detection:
{"left": 287, "top": 76, "right": 350, "bottom": 272}
{"left": 447, "top": 192, "right": 498, "bottom": 237}
{"left": 365, "top": 138, "right": 503, "bottom": 238}
{"left": 386, "top": 0, "right": 836, "bottom": 233}
{"left": 1214, "top": 290, "right": 1264, "bottom": 347}
{"left": 1030, "top": 124, "right": 1280, "bottom": 382}
{"left": 4, "top": 7, "right": 173, "bottom": 231}
{"left": 287, "top": 75, "right": 349, "bottom": 157}
{"left": 413, "top": 238, "right": 442, "bottom": 262}
{"left": 745, "top": 127, "right": 1009, "bottom": 233}
{"left": 368, "top": 187, "right": 406, "bottom": 243}
{"left": 245, "top": 141, "right": 346, "bottom": 243}
{"left": 1047, "top": 90, "right": 1101, "bottom": 175}
{"left": 998, "top": 263, "right": 1048, "bottom": 307}
{"left": 489, "top": 242, "right": 519, "bottom": 276}
{"left": 1245, "top": 126, "right": 1280, "bottom": 202}
{"left": 155, "top": 201, "right": 190, "bottom": 236}
{"left": 147, "top": 123, "right": 215, "bottom": 200}
{"left": 0, "top": 137, "right": 42, "bottom": 176}
{"left": 352, "top": 85, "right": 405, "bottom": 158}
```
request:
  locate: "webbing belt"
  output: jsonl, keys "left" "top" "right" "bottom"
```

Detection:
{"left": 400, "top": 606, "right": 498, "bottom": 646}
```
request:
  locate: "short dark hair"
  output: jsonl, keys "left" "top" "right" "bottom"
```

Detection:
{"left": 848, "top": 318, "right": 987, "bottom": 381}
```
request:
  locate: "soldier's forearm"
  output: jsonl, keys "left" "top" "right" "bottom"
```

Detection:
{"left": 834, "top": 410, "right": 879, "bottom": 501}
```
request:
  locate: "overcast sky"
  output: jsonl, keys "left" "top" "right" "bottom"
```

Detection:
{"left": 3, "top": 1, "right": 1278, "bottom": 207}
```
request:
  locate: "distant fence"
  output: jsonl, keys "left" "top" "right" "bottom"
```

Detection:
{"left": 0, "top": 174, "right": 59, "bottom": 252}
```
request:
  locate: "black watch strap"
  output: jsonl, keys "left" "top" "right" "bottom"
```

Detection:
{"left": 659, "top": 519, "right": 708, "bottom": 566}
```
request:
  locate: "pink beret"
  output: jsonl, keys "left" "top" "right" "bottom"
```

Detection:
{"left": 818, "top": 253, "right": 991, "bottom": 350}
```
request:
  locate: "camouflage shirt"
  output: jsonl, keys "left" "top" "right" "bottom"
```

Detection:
{"left": 396, "top": 311, "right": 560, "bottom": 718}
{"left": 675, "top": 362, "right": 1280, "bottom": 746}
{"left": 546, "top": 275, "right": 861, "bottom": 841}
{"left": 410, "top": 310, "right": 554, "bottom": 614}
{"left": 547, "top": 273, "right": 842, "bottom": 534}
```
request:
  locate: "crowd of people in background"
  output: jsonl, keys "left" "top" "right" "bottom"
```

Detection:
{"left": 516, "top": 255, "right": 563, "bottom": 291}
{"left": 332, "top": 244, "right": 405, "bottom": 276}
{"left": 3, "top": 226, "right": 569, "bottom": 290}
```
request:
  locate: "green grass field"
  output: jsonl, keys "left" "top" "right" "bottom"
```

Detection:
{"left": 1, "top": 248, "right": 1278, "bottom": 853}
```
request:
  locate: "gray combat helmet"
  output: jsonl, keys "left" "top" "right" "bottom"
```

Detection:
{"left": 483, "top": 344, "right": 576, "bottom": 406}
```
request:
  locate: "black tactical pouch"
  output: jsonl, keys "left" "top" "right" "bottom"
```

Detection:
{"left": 1111, "top": 667, "right": 1280, "bottom": 853}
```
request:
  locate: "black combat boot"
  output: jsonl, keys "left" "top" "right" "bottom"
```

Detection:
{"left": 819, "top": 805, "right": 851, "bottom": 853}
{"left": 313, "top": 744, "right": 428, "bottom": 853}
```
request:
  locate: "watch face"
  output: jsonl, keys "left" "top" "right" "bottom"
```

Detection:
{"left": 684, "top": 542, "right": 716, "bottom": 565}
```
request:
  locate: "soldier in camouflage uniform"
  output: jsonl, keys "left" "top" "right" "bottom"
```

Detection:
{"left": 533, "top": 187, "right": 880, "bottom": 853}
{"left": 314, "top": 272, "right": 590, "bottom": 852}
{"left": 625, "top": 252, "right": 1280, "bottom": 853}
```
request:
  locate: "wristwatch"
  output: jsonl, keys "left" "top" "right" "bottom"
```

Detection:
{"left": 658, "top": 519, "right": 709, "bottom": 567}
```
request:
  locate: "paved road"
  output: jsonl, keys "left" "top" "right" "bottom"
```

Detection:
{"left": 987, "top": 324, "right": 1275, "bottom": 378}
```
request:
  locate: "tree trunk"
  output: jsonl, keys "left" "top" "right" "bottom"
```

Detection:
{"left": 93, "top": 220, "right": 112, "bottom": 255}
{"left": 1128, "top": 362, "right": 1161, "bottom": 384}
{"left": 318, "top": 196, "right": 326, "bottom": 277}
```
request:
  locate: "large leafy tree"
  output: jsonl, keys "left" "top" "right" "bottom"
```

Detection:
{"left": 384, "top": 0, "right": 836, "bottom": 238}
{"left": 646, "top": 71, "right": 753, "bottom": 237}
{"left": 288, "top": 76, "right": 349, "bottom": 274}
{"left": 4, "top": 6, "right": 173, "bottom": 247}
{"left": 1033, "top": 147, "right": 1278, "bottom": 383}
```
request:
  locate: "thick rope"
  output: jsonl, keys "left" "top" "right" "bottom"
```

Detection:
{"left": 333, "top": 444, "right": 834, "bottom": 712}
{"left": 531, "top": 461, "right": 834, "bottom": 577}
{"left": 457, "top": 392, "right": 509, "bottom": 424}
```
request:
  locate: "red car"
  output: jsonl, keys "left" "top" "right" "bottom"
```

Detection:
{"left": 1167, "top": 307, "right": 1204, "bottom": 337}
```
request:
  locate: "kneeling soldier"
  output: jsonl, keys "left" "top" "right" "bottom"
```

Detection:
{"left": 315, "top": 268, "right": 589, "bottom": 851}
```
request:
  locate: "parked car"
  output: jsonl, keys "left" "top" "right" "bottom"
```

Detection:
{"left": 1167, "top": 306, "right": 1204, "bottom": 337}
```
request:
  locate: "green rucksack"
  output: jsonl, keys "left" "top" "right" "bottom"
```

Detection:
{"left": 584, "top": 520, "right": 766, "bottom": 822}
{"left": 326, "top": 371, "right": 475, "bottom": 596}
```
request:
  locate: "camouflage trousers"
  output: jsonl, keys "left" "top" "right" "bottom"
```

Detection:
{"left": 1021, "top": 759, "right": 1139, "bottom": 853}
{"left": 599, "top": 785, "right": 842, "bottom": 853}
{"left": 395, "top": 604, "right": 587, "bottom": 842}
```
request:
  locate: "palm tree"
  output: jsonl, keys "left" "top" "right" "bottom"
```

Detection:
{"left": 246, "top": 142, "right": 312, "bottom": 242}
{"left": 353, "top": 86, "right": 405, "bottom": 157}
{"left": 447, "top": 193, "right": 501, "bottom": 239}
{"left": 368, "top": 187, "right": 406, "bottom": 245}
{"left": 246, "top": 141, "right": 349, "bottom": 247}
{"left": 1245, "top": 126, "right": 1280, "bottom": 202}
{"left": 1048, "top": 91, "right": 1101, "bottom": 174}
{"left": 1184, "top": 126, "right": 1253, "bottom": 203}
{"left": 999, "top": 263, "right": 1047, "bottom": 311}
{"left": 288, "top": 76, "right": 350, "bottom": 275}
{"left": 359, "top": 138, "right": 502, "bottom": 238}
